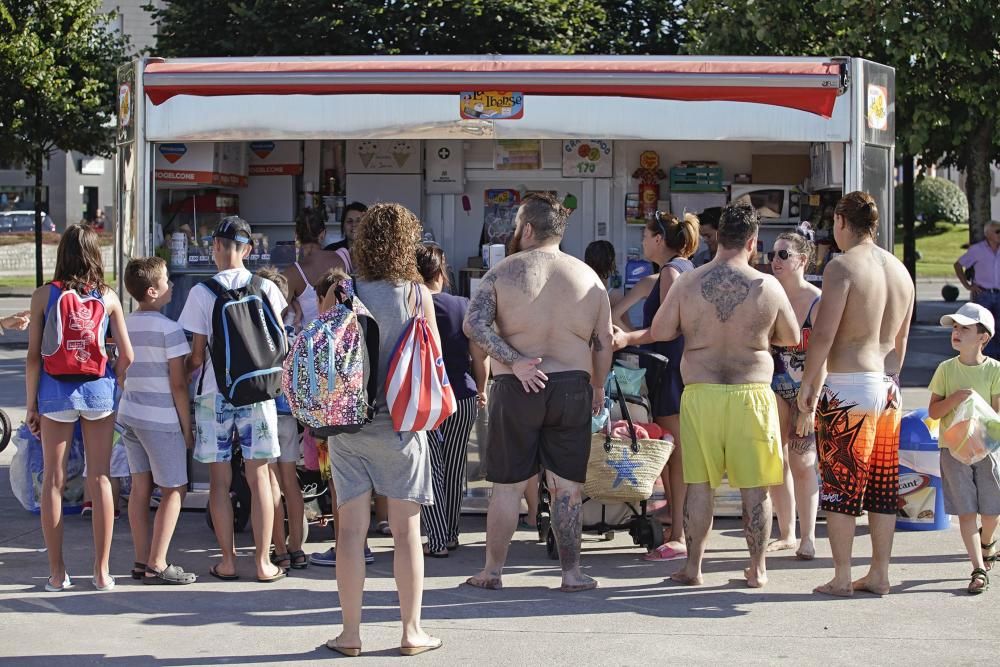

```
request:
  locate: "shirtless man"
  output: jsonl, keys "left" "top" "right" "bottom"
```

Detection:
{"left": 619, "top": 200, "right": 799, "bottom": 587}
{"left": 464, "top": 192, "right": 613, "bottom": 592}
{"left": 796, "top": 191, "right": 914, "bottom": 597}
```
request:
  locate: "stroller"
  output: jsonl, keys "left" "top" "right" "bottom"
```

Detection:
{"left": 536, "top": 346, "right": 672, "bottom": 559}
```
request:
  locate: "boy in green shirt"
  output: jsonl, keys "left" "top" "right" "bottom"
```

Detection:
{"left": 928, "top": 303, "right": 1000, "bottom": 594}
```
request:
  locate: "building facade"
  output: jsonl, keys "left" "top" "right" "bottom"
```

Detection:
{"left": 0, "top": 1, "right": 162, "bottom": 229}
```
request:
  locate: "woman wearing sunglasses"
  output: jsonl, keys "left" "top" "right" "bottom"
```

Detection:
{"left": 615, "top": 211, "right": 700, "bottom": 562}
{"left": 767, "top": 232, "right": 822, "bottom": 560}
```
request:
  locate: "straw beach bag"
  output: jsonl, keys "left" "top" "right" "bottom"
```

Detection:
{"left": 584, "top": 374, "right": 674, "bottom": 503}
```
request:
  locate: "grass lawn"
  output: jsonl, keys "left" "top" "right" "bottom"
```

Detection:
{"left": 1, "top": 273, "right": 116, "bottom": 289}
{"left": 894, "top": 221, "right": 969, "bottom": 278}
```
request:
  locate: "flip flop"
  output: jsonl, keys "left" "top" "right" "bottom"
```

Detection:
{"left": 209, "top": 565, "right": 240, "bottom": 581}
{"left": 44, "top": 574, "right": 73, "bottom": 592}
{"left": 399, "top": 638, "right": 442, "bottom": 656}
{"left": 257, "top": 568, "right": 287, "bottom": 583}
{"left": 326, "top": 638, "right": 362, "bottom": 657}
{"left": 464, "top": 576, "right": 502, "bottom": 590}
{"left": 642, "top": 543, "right": 686, "bottom": 561}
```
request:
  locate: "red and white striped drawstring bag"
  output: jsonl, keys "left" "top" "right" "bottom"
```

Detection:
{"left": 384, "top": 283, "right": 457, "bottom": 432}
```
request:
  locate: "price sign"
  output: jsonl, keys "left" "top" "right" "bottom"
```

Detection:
{"left": 562, "top": 140, "right": 612, "bottom": 178}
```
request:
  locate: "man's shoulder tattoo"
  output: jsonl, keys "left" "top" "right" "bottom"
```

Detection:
{"left": 496, "top": 251, "right": 559, "bottom": 294}
{"left": 700, "top": 265, "right": 752, "bottom": 322}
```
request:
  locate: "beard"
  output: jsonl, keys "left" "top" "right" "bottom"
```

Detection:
{"left": 508, "top": 226, "right": 524, "bottom": 254}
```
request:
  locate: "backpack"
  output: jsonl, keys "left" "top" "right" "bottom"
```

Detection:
{"left": 199, "top": 275, "right": 287, "bottom": 407}
{"left": 40, "top": 281, "right": 108, "bottom": 378}
{"left": 385, "top": 283, "right": 457, "bottom": 432}
{"left": 282, "top": 277, "right": 380, "bottom": 436}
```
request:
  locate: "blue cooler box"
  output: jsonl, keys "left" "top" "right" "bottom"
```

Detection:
{"left": 897, "top": 409, "right": 949, "bottom": 531}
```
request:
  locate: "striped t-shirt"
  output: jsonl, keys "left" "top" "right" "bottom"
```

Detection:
{"left": 118, "top": 310, "right": 191, "bottom": 431}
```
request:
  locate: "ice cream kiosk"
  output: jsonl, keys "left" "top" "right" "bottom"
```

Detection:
{"left": 115, "top": 56, "right": 895, "bottom": 512}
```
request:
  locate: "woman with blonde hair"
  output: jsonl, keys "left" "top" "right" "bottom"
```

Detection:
{"left": 325, "top": 203, "right": 443, "bottom": 657}
{"left": 614, "top": 211, "right": 700, "bottom": 562}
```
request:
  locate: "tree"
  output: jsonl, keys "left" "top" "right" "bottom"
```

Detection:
{"left": 0, "top": 0, "right": 129, "bottom": 285}
{"left": 146, "top": 0, "right": 608, "bottom": 57}
{"left": 586, "top": 0, "right": 684, "bottom": 55}
{"left": 683, "top": 0, "right": 999, "bottom": 244}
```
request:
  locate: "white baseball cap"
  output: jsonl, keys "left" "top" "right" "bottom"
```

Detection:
{"left": 941, "top": 302, "right": 995, "bottom": 337}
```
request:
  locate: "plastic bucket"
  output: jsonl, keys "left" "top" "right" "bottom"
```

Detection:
{"left": 897, "top": 409, "right": 949, "bottom": 531}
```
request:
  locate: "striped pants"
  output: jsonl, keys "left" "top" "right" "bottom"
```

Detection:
{"left": 421, "top": 395, "right": 479, "bottom": 552}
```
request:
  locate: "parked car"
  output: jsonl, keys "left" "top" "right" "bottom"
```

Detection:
{"left": 0, "top": 211, "right": 57, "bottom": 233}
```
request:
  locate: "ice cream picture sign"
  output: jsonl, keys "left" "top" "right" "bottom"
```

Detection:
{"left": 346, "top": 140, "right": 422, "bottom": 173}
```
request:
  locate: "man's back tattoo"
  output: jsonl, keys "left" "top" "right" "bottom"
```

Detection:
{"left": 700, "top": 265, "right": 751, "bottom": 322}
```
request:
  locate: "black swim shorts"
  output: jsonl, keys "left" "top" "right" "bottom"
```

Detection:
{"left": 486, "top": 370, "right": 593, "bottom": 484}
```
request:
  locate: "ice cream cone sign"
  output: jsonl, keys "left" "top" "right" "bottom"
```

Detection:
{"left": 633, "top": 151, "right": 666, "bottom": 220}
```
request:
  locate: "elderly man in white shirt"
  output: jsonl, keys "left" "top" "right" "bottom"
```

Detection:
{"left": 955, "top": 220, "right": 1000, "bottom": 358}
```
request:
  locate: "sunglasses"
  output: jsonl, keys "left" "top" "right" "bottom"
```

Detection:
{"left": 767, "top": 249, "right": 798, "bottom": 262}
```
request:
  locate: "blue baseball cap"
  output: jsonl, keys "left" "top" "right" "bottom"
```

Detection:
{"left": 213, "top": 216, "right": 252, "bottom": 245}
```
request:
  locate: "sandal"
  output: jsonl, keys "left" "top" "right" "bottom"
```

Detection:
{"left": 131, "top": 562, "right": 147, "bottom": 580}
{"left": 642, "top": 543, "right": 687, "bottom": 562}
{"left": 981, "top": 529, "right": 997, "bottom": 570}
{"left": 270, "top": 552, "right": 292, "bottom": 570}
{"left": 969, "top": 567, "right": 989, "bottom": 595}
{"left": 144, "top": 564, "right": 197, "bottom": 585}
{"left": 376, "top": 520, "right": 392, "bottom": 536}
{"left": 288, "top": 550, "right": 309, "bottom": 570}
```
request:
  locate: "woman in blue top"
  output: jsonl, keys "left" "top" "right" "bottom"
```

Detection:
{"left": 25, "top": 224, "right": 134, "bottom": 592}
{"left": 615, "top": 211, "right": 700, "bottom": 562}
{"left": 415, "top": 243, "right": 489, "bottom": 557}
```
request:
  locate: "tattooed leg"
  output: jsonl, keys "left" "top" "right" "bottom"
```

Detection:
{"left": 547, "top": 471, "right": 596, "bottom": 592}
{"left": 671, "top": 483, "right": 713, "bottom": 585}
{"left": 741, "top": 487, "right": 771, "bottom": 588}
{"left": 466, "top": 480, "right": 528, "bottom": 590}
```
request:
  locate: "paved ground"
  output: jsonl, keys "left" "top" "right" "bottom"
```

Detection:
{"left": 2, "top": 287, "right": 999, "bottom": 665}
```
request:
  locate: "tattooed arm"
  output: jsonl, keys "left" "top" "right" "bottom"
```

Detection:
{"left": 463, "top": 272, "right": 547, "bottom": 392}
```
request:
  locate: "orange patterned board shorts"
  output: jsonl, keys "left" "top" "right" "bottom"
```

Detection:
{"left": 816, "top": 372, "right": 901, "bottom": 517}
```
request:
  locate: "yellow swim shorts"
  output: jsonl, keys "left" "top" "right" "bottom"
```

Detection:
{"left": 680, "top": 383, "right": 784, "bottom": 489}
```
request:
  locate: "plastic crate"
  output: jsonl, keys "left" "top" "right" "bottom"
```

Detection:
{"left": 669, "top": 165, "right": 724, "bottom": 192}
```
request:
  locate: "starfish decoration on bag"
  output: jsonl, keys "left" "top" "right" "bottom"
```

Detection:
{"left": 608, "top": 448, "right": 642, "bottom": 489}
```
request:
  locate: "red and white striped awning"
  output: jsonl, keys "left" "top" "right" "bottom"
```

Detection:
{"left": 143, "top": 57, "right": 845, "bottom": 117}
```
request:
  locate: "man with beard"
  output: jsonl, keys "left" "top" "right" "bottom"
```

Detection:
{"left": 463, "top": 192, "right": 613, "bottom": 592}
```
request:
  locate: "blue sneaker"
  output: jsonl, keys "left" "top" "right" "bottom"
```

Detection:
{"left": 308, "top": 547, "right": 375, "bottom": 567}
{"left": 310, "top": 548, "right": 336, "bottom": 567}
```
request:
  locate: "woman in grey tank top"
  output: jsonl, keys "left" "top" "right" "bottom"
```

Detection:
{"left": 324, "top": 203, "right": 444, "bottom": 657}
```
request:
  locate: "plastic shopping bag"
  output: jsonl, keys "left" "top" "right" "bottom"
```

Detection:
{"left": 939, "top": 392, "right": 1000, "bottom": 465}
{"left": 9, "top": 423, "right": 86, "bottom": 513}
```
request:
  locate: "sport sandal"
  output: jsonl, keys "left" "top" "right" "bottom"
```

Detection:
{"left": 969, "top": 568, "right": 989, "bottom": 595}
{"left": 144, "top": 564, "right": 197, "bottom": 585}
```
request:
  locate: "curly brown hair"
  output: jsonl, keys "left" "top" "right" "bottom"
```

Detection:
{"left": 353, "top": 203, "right": 422, "bottom": 283}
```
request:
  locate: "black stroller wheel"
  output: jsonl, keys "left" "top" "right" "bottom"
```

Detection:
{"left": 637, "top": 516, "right": 664, "bottom": 552}
{"left": 0, "top": 409, "right": 10, "bottom": 454}
{"left": 545, "top": 528, "right": 559, "bottom": 561}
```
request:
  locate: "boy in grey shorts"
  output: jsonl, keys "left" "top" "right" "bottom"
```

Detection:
{"left": 928, "top": 303, "right": 1000, "bottom": 595}
{"left": 118, "top": 257, "right": 196, "bottom": 585}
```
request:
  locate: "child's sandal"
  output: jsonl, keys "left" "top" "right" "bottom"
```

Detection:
{"left": 969, "top": 568, "right": 989, "bottom": 594}
{"left": 131, "top": 562, "right": 147, "bottom": 580}
{"left": 980, "top": 529, "right": 997, "bottom": 570}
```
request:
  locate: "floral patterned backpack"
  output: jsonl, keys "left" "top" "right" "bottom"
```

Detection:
{"left": 282, "top": 277, "right": 380, "bottom": 436}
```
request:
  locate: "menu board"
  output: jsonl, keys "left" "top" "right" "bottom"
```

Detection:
{"left": 494, "top": 140, "right": 541, "bottom": 171}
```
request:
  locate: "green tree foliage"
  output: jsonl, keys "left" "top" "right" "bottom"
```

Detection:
{"left": 146, "top": 0, "right": 613, "bottom": 57}
{"left": 895, "top": 176, "right": 969, "bottom": 227}
{"left": 0, "top": 0, "right": 129, "bottom": 283}
{"left": 683, "top": 0, "right": 999, "bottom": 239}
{"left": 586, "top": 0, "right": 684, "bottom": 54}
